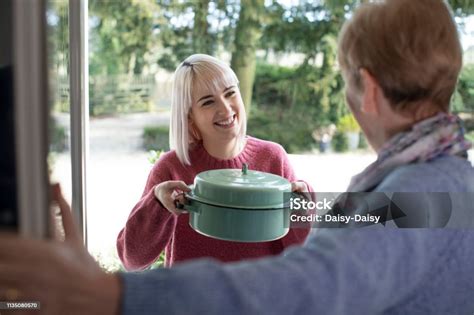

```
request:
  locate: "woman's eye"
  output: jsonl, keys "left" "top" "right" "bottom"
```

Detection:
{"left": 225, "top": 91, "right": 236, "bottom": 98}
{"left": 202, "top": 100, "right": 214, "bottom": 106}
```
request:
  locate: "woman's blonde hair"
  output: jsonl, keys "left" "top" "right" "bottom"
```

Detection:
{"left": 338, "top": 0, "right": 462, "bottom": 113}
{"left": 170, "top": 54, "right": 245, "bottom": 165}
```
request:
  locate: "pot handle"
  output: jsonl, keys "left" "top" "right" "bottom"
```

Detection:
{"left": 175, "top": 201, "right": 200, "bottom": 213}
{"left": 175, "top": 192, "right": 200, "bottom": 213}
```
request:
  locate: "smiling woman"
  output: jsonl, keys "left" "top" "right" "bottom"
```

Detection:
{"left": 172, "top": 54, "right": 246, "bottom": 165}
{"left": 116, "top": 54, "right": 312, "bottom": 269}
{"left": 189, "top": 83, "right": 244, "bottom": 158}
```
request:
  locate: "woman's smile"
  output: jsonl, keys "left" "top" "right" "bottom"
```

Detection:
{"left": 214, "top": 114, "right": 236, "bottom": 129}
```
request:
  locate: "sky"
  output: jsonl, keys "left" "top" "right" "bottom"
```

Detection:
{"left": 460, "top": 15, "right": 474, "bottom": 50}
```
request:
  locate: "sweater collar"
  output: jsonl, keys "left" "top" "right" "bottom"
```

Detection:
{"left": 189, "top": 136, "right": 259, "bottom": 169}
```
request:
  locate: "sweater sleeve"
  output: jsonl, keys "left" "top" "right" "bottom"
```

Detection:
{"left": 272, "top": 144, "right": 312, "bottom": 246}
{"left": 120, "top": 228, "right": 451, "bottom": 315}
{"left": 116, "top": 158, "right": 177, "bottom": 271}
{"left": 276, "top": 144, "right": 314, "bottom": 192}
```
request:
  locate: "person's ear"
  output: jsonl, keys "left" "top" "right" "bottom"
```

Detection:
{"left": 359, "top": 68, "right": 381, "bottom": 115}
{"left": 188, "top": 113, "right": 201, "bottom": 141}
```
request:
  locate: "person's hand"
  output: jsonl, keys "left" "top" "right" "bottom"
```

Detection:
{"left": 291, "top": 181, "right": 308, "bottom": 193}
{"left": 291, "top": 181, "right": 313, "bottom": 202}
{"left": 50, "top": 183, "right": 82, "bottom": 243}
{"left": 0, "top": 185, "right": 121, "bottom": 315}
{"left": 154, "top": 180, "right": 191, "bottom": 215}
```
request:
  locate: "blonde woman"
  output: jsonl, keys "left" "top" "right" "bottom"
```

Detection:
{"left": 116, "top": 54, "right": 310, "bottom": 269}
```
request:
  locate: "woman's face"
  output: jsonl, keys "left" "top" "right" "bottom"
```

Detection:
{"left": 189, "top": 82, "right": 245, "bottom": 145}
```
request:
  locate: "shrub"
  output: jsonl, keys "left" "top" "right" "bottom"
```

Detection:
{"left": 462, "top": 114, "right": 474, "bottom": 132}
{"left": 143, "top": 126, "right": 170, "bottom": 151}
{"left": 358, "top": 132, "right": 369, "bottom": 149}
{"left": 455, "top": 65, "right": 474, "bottom": 113}
{"left": 49, "top": 120, "right": 67, "bottom": 153}
{"left": 253, "top": 63, "right": 296, "bottom": 108}
{"left": 148, "top": 150, "right": 164, "bottom": 164}
{"left": 332, "top": 131, "right": 349, "bottom": 152}
{"left": 466, "top": 131, "right": 474, "bottom": 144}
{"left": 247, "top": 106, "right": 318, "bottom": 153}
{"left": 148, "top": 252, "right": 166, "bottom": 269}
{"left": 337, "top": 114, "right": 360, "bottom": 133}
{"left": 248, "top": 62, "right": 348, "bottom": 153}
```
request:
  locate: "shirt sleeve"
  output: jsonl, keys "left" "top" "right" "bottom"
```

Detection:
{"left": 116, "top": 159, "right": 177, "bottom": 271}
{"left": 120, "top": 227, "right": 441, "bottom": 314}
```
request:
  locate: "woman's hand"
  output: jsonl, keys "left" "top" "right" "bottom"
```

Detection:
{"left": 291, "top": 181, "right": 313, "bottom": 202}
{"left": 291, "top": 181, "right": 308, "bottom": 193}
{"left": 0, "top": 185, "right": 121, "bottom": 315}
{"left": 154, "top": 180, "right": 192, "bottom": 215}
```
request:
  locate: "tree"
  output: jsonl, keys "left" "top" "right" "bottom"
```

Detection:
{"left": 230, "top": 0, "right": 264, "bottom": 113}
{"left": 193, "top": 0, "right": 212, "bottom": 55}
{"left": 258, "top": 0, "right": 351, "bottom": 123}
{"left": 89, "top": 0, "right": 161, "bottom": 75}
{"left": 157, "top": 1, "right": 223, "bottom": 71}
{"left": 47, "top": 0, "right": 69, "bottom": 77}
{"left": 450, "top": 0, "right": 474, "bottom": 16}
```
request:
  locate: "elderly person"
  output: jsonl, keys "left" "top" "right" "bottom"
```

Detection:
{"left": 0, "top": 0, "right": 473, "bottom": 314}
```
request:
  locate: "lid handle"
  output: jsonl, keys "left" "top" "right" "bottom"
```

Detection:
{"left": 242, "top": 163, "right": 248, "bottom": 175}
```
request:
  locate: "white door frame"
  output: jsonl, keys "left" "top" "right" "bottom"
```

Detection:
{"left": 13, "top": 0, "right": 50, "bottom": 238}
{"left": 69, "top": 0, "right": 89, "bottom": 246}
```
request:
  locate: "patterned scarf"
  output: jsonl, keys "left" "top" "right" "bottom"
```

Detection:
{"left": 347, "top": 113, "right": 472, "bottom": 192}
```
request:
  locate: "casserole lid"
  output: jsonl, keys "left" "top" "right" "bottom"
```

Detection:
{"left": 191, "top": 164, "right": 291, "bottom": 209}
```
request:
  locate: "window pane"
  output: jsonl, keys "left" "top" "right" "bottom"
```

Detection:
{"left": 47, "top": 0, "right": 73, "bottom": 235}
{"left": 87, "top": 1, "right": 171, "bottom": 271}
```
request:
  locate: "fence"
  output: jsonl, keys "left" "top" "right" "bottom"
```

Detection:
{"left": 54, "top": 74, "right": 173, "bottom": 116}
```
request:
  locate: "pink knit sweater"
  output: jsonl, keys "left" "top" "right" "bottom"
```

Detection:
{"left": 117, "top": 136, "right": 311, "bottom": 270}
